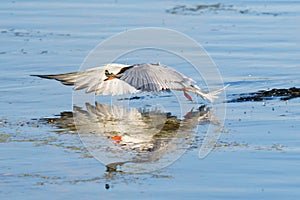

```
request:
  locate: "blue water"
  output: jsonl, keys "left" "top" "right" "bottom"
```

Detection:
{"left": 1, "top": 0, "right": 300, "bottom": 199}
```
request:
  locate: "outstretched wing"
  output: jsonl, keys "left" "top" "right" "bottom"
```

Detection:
{"left": 119, "top": 63, "right": 195, "bottom": 92}
{"left": 32, "top": 64, "right": 139, "bottom": 95}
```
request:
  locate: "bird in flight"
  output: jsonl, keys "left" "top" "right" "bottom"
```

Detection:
{"left": 32, "top": 63, "right": 227, "bottom": 102}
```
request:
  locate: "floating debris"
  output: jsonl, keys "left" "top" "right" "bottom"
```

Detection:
{"left": 166, "top": 4, "right": 282, "bottom": 16}
{"left": 166, "top": 3, "right": 224, "bottom": 15}
{"left": 38, "top": 111, "right": 77, "bottom": 134}
{"left": 40, "top": 50, "right": 48, "bottom": 54}
{"left": 0, "top": 28, "right": 71, "bottom": 38}
{"left": 0, "top": 134, "right": 10, "bottom": 143}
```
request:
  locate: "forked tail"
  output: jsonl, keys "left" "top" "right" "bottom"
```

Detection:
{"left": 197, "top": 85, "right": 229, "bottom": 102}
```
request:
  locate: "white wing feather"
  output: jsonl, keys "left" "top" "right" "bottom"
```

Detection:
{"left": 33, "top": 64, "right": 138, "bottom": 95}
{"left": 119, "top": 63, "right": 195, "bottom": 92}
{"left": 33, "top": 63, "right": 227, "bottom": 101}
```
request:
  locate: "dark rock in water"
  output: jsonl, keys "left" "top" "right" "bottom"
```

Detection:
{"left": 229, "top": 87, "right": 300, "bottom": 102}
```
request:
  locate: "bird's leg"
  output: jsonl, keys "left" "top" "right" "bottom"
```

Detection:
{"left": 183, "top": 108, "right": 194, "bottom": 120}
{"left": 183, "top": 89, "right": 193, "bottom": 101}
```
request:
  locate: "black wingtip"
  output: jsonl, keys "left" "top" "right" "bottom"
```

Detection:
{"left": 30, "top": 74, "right": 55, "bottom": 79}
{"left": 30, "top": 74, "right": 40, "bottom": 78}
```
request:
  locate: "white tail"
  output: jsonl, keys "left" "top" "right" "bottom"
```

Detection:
{"left": 195, "top": 85, "right": 229, "bottom": 102}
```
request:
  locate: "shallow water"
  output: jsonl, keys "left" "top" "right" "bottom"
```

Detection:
{"left": 1, "top": 0, "right": 300, "bottom": 199}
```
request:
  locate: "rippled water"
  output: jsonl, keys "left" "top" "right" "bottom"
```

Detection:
{"left": 1, "top": 0, "right": 300, "bottom": 199}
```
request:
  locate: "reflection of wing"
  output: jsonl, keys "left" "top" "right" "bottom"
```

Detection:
{"left": 74, "top": 102, "right": 169, "bottom": 151}
{"left": 32, "top": 64, "right": 138, "bottom": 95}
{"left": 119, "top": 63, "right": 195, "bottom": 92}
{"left": 39, "top": 101, "right": 213, "bottom": 173}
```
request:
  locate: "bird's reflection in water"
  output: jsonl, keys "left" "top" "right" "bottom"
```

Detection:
{"left": 41, "top": 101, "right": 215, "bottom": 173}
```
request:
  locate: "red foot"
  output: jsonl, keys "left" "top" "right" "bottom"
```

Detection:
{"left": 183, "top": 90, "right": 193, "bottom": 101}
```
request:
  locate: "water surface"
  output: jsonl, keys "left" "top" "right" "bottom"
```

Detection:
{"left": 1, "top": 0, "right": 300, "bottom": 199}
